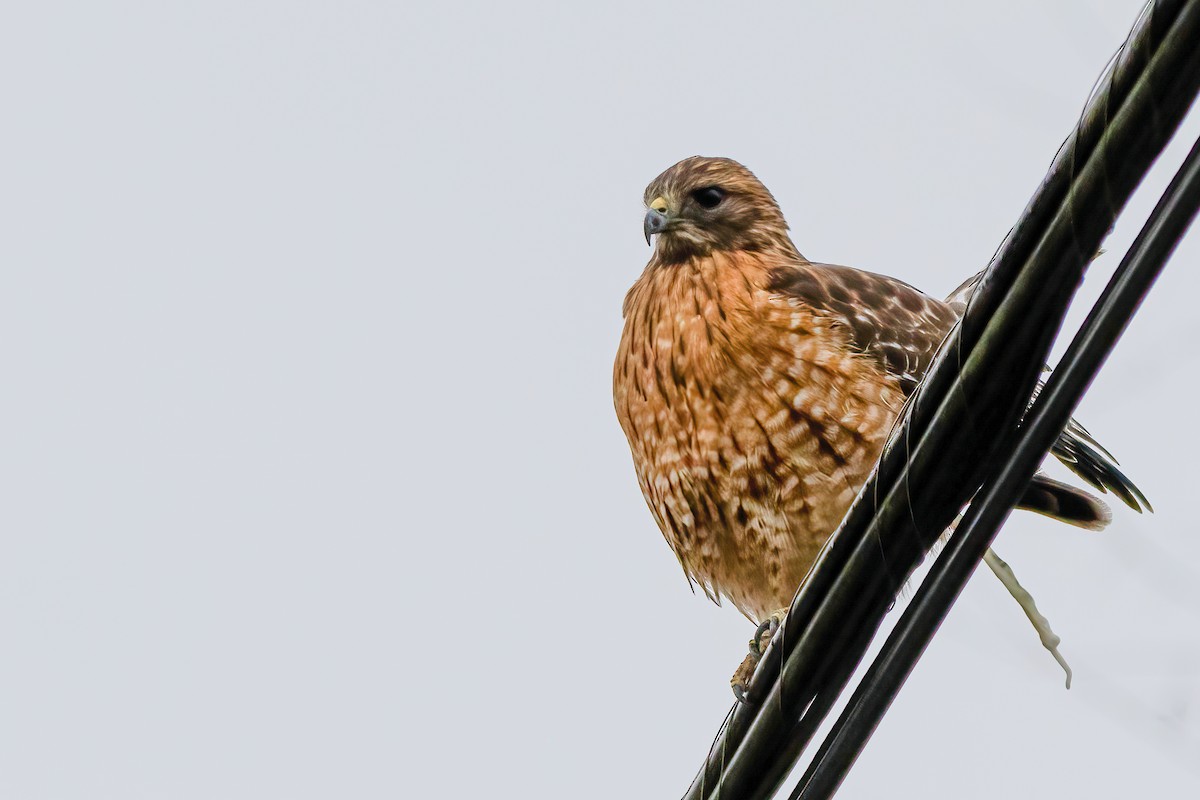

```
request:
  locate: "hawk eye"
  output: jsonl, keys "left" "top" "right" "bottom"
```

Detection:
{"left": 691, "top": 186, "right": 726, "bottom": 210}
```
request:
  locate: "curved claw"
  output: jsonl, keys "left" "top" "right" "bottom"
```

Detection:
{"left": 749, "top": 616, "right": 780, "bottom": 656}
{"left": 733, "top": 683, "right": 750, "bottom": 705}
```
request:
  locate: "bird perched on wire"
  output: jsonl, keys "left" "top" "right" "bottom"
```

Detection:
{"left": 613, "top": 156, "right": 1149, "bottom": 697}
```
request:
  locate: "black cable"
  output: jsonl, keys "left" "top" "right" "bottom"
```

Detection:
{"left": 792, "top": 131, "right": 1200, "bottom": 800}
{"left": 681, "top": 3, "right": 1200, "bottom": 799}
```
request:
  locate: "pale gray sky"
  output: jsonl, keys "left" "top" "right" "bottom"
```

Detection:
{"left": 2, "top": 1, "right": 1198, "bottom": 798}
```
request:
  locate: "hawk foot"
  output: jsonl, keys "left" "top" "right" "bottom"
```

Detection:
{"left": 731, "top": 608, "right": 788, "bottom": 703}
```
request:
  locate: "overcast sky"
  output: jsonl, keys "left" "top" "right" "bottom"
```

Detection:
{"left": 2, "top": 1, "right": 1198, "bottom": 798}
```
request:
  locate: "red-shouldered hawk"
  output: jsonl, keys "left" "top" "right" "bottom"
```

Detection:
{"left": 613, "top": 156, "right": 1148, "bottom": 691}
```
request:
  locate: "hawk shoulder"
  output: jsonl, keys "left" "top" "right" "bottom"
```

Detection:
{"left": 766, "top": 262, "right": 959, "bottom": 394}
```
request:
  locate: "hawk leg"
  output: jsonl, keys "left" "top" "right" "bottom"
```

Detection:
{"left": 731, "top": 608, "right": 789, "bottom": 703}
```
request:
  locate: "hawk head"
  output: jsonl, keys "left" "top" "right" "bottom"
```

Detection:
{"left": 642, "top": 156, "right": 795, "bottom": 263}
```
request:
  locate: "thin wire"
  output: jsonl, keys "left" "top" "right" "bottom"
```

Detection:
{"left": 681, "top": 3, "right": 1200, "bottom": 799}
{"left": 791, "top": 130, "right": 1200, "bottom": 800}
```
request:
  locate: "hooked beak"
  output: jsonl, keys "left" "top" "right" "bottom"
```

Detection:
{"left": 643, "top": 208, "right": 669, "bottom": 246}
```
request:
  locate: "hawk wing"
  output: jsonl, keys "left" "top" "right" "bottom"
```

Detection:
{"left": 945, "top": 269, "right": 1150, "bottom": 511}
{"left": 767, "top": 261, "right": 1149, "bottom": 513}
{"left": 767, "top": 262, "right": 959, "bottom": 394}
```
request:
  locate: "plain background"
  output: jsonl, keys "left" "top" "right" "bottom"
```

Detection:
{"left": 2, "top": 1, "right": 1198, "bottom": 797}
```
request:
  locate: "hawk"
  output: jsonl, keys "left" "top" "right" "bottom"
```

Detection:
{"left": 613, "top": 156, "right": 1148, "bottom": 690}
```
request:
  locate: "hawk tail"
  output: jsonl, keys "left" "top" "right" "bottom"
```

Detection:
{"left": 1050, "top": 419, "right": 1153, "bottom": 513}
{"left": 1018, "top": 474, "right": 1112, "bottom": 531}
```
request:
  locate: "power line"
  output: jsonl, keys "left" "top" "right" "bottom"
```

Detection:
{"left": 681, "top": 2, "right": 1200, "bottom": 798}
{"left": 793, "top": 127, "right": 1200, "bottom": 800}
